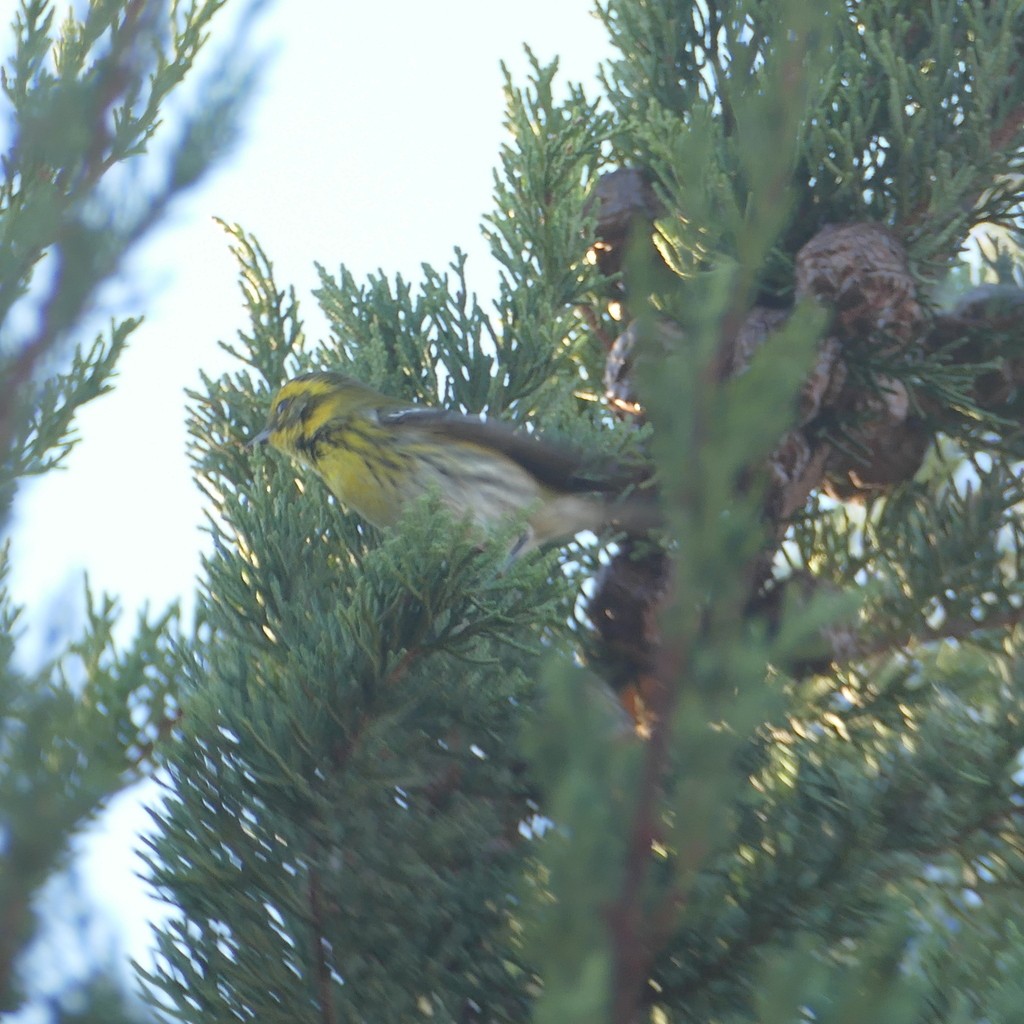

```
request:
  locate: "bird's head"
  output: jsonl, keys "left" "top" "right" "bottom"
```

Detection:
{"left": 248, "top": 371, "right": 379, "bottom": 458}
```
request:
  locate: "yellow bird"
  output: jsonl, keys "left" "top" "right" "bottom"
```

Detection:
{"left": 249, "top": 371, "right": 657, "bottom": 557}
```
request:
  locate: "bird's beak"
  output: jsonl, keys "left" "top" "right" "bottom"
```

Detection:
{"left": 246, "top": 426, "right": 271, "bottom": 450}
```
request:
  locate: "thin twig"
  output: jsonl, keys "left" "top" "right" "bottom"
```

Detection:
{"left": 839, "top": 605, "right": 1024, "bottom": 667}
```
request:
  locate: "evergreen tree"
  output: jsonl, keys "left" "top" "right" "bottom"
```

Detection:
{"left": 147, "top": 1, "right": 1024, "bottom": 1022}
{"left": 0, "top": 0, "right": 258, "bottom": 1018}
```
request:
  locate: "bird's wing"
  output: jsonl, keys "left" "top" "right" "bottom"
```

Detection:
{"left": 376, "top": 406, "right": 623, "bottom": 494}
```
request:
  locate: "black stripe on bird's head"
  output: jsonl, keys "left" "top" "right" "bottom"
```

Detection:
{"left": 249, "top": 371, "right": 400, "bottom": 459}
{"left": 249, "top": 374, "right": 340, "bottom": 457}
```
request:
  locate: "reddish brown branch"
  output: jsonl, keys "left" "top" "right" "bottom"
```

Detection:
{"left": 384, "top": 644, "right": 426, "bottom": 688}
{"left": 0, "top": 893, "right": 30, "bottom": 1006}
{"left": 307, "top": 865, "right": 337, "bottom": 1024}
{"left": 606, "top": 587, "right": 683, "bottom": 1024}
{"left": 990, "top": 101, "right": 1024, "bottom": 152}
{"left": 0, "top": 0, "right": 152, "bottom": 462}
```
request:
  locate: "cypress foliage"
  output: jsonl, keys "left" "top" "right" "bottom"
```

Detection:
{"left": 147, "top": 1, "right": 1024, "bottom": 1022}
{"left": 0, "top": 0, "right": 257, "bottom": 1017}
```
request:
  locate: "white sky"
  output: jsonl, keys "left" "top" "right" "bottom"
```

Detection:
{"left": 8, "top": 0, "right": 616, "bottom": 1001}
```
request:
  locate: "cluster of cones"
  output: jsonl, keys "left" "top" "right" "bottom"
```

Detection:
{"left": 584, "top": 168, "right": 1024, "bottom": 725}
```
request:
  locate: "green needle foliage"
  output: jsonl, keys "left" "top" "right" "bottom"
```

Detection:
{"left": 146, "top": 1, "right": 1024, "bottom": 1023}
{"left": 0, "top": 0, "right": 259, "bottom": 1018}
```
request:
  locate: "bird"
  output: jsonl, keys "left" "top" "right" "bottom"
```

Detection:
{"left": 248, "top": 370, "right": 658, "bottom": 558}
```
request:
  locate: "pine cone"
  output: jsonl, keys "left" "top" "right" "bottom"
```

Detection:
{"left": 796, "top": 223, "right": 931, "bottom": 499}
{"left": 604, "top": 317, "right": 685, "bottom": 421}
{"left": 795, "top": 222, "right": 923, "bottom": 346}
{"left": 585, "top": 168, "right": 665, "bottom": 281}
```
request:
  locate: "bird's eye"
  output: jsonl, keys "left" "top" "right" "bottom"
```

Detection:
{"left": 275, "top": 398, "right": 292, "bottom": 418}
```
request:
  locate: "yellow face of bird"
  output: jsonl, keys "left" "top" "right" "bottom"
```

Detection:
{"left": 249, "top": 371, "right": 380, "bottom": 460}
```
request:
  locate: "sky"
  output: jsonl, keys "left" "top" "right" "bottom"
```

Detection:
{"left": 8, "top": 0, "right": 617, "bottom": 1004}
